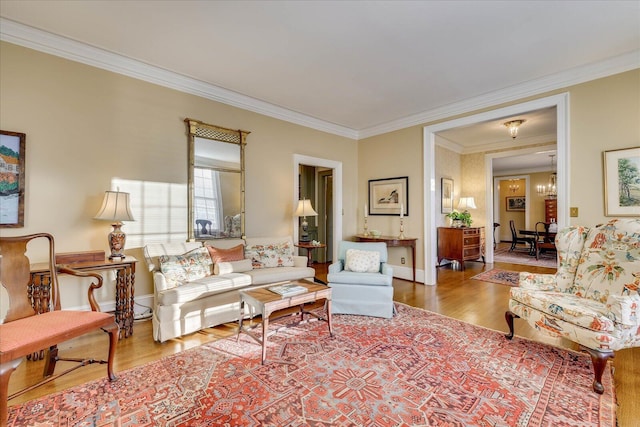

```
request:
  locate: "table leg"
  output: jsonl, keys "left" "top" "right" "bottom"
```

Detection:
{"left": 326, "top": 299, "right": 333, "bottom": 336}
{"left": 411, "top": 244, "right": 416, "bottom": 283}
{"left": 237, "top": 300, "right": 245, "bottom": 342}
{"left": 305, "top": 248, "right": 313, "bottom": 267}
{"left": 261, "top": 311, "right": 270, "bottom": 364}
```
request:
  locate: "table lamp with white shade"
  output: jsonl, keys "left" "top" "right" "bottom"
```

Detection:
{"left": 294, "top": 199, "right": 318, "bottom": 242}
{"left": 94, "top": 190, "right": 135, "bottom": 259}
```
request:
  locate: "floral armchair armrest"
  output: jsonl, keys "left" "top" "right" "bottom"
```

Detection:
{"left": 518, "top": 272, "right": 560, "bottom": 292}
{"left": 605, "top": 293, "right": 640, "bottom": 327}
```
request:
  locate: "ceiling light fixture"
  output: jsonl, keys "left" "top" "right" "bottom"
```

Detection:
{"left": 504, "top": 119, "right": 526, "bottom": 139}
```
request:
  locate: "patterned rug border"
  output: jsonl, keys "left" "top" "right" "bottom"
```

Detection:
{"left": 471, "top": 268, "right": 521, "bottom": 287}
{"left": 9, "top": 302, "right": 617, "bottom": 426}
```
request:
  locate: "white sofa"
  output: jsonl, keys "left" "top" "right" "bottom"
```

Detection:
{"left": 144, "top": 236, "right": 315, "bottom": 342}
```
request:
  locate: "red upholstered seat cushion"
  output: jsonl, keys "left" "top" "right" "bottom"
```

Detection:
{"left": 206, "top": 244, "right": 245, "bottom": 263}
{"left": 0, "top": 310, "right": 116, "bottom": 362}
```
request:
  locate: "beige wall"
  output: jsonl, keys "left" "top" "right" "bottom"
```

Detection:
{"left": 0, "top": 42, "right": 358, "bottom": 312}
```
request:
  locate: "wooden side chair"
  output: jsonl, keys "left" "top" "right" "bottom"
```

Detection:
{"left": 0, "top": 233, "right": 119, "bottom": 424}
{"left": 508, "top": 220, "right": 535, "bottom": 253}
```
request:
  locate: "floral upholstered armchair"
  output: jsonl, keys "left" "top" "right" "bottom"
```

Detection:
{"left": 506, "top": 218, "right": 640, "bottom": 393}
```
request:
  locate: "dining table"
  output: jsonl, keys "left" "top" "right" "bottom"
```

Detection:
{"left": 519, "top": 229, "right": 557, "bottom": 256}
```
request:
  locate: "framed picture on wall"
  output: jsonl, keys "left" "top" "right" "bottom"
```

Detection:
{"left": 441, "top": 178, "right": 453, "bottom": 214}
{"left": 603, "top": 146, "right": 640, "bottom": 216}
{"left": 368, "top": 176, "right": 408, "bottom": 216}
{"left": 506, "top": 196, "right": 526, "bottom": 212}
{"left": 0, "top": 130, "right": 26, "bottom": 228}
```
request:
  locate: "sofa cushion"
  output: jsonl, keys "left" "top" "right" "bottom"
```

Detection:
{"left": 206, "top": 243, "right": 245, "bottom": 263}
{"left": 245, "top": 241, "right": 294, "bottom": 269}
{"left": 327, "top": 270, "right": 393, "bottom": 287}
{"left": 247, "top": 266, "right": 316, "bottom": 285}
{"left": 214, "top": 259, "right": 253, "bottom": 275}
{"left": 159, "top": 247, "right": 213, "bottom": 288}
{"left": 345, "top": 249, "right": 380, "bottom": 273}
{"left": 510, "top": 287, "right": 617, "bottom": 332}
{"left": 157, "top": 273, "right": 252, "bottom": 305}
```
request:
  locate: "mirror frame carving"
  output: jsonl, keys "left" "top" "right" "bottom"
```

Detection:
{"left": 185, "top": 118, "right": 250, "bottom": 241}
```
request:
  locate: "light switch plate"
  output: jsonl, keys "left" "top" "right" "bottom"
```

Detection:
{"left": 570, "top": 207, "right": 579, "bottom": 217}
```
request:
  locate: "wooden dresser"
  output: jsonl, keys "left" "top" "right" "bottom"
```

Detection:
{"left": 437, "top": 227, "right": 485, "bottom": 269}
{"left": 545, "top": 199, "right": 557, "bottom": 223}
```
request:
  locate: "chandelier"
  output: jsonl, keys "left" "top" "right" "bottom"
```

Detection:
{"left": 508, "top": 179, "right": 520, "bottom": 193}
{"left": 504, "top": 119, "right": 526, "bottom": 139}
{"left": 537, "top": 155, "right": 557, "bottom": 198}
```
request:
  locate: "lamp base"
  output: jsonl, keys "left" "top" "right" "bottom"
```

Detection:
{"left": 108, "top": 222, "right": 127, "bottom": 259}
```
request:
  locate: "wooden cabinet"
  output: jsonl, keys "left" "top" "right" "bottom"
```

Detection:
{"left": 437, "top": 227, "right": 485, "bottom": 269}
{"left": 545, "top": 199, "right": 557, "bottom": 223}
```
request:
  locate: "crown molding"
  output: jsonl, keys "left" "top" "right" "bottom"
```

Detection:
{"left": 358, "top": 50, "right": 640, "bottom": 139}
{"left": 2, "top": 18, "right": 637, "bottom": 142}
{"left": 0, "top": 18, "right": 358, "bottom": 140}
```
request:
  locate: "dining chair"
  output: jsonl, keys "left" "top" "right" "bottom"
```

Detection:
{"left": 508, "top": 220, "right": 535, "bottom": 253}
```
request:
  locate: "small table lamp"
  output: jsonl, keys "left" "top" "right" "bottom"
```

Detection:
{"left": 294, "top": 199, "right": 318, "bottom": 242}
{"left": 94, "top": 190, "right": 135, "bottom": 259}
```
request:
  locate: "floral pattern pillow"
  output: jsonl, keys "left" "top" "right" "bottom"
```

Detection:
{"left": 159, "top": 247, "right": 213, "bottom": 287}
{"left": 345, "top": 249, "right": 380, "bottom": 273}
{"left": 245, "top": 242, "right": 294, "bottom": 269}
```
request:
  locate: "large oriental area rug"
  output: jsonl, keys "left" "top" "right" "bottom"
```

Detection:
{"left": 9, "top": 304, "right": 615, "bottom": 426}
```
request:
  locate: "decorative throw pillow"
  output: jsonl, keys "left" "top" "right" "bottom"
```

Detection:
{"left": 245, "top": 242, "right": 294, "bottom": 269}
{"left": 214, "top": 259, "right": 253, "bottom": 275}
{"left": 345, "top": 249, "right": 380, "bottom": 273}
{"left": 206, "top": 244, "right": 245, "bottom": 264}
{"left": 159, "top": 247, "right": 213, "bottom": 288}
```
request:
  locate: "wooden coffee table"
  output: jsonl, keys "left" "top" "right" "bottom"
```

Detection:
{"left": 238, "top": 279, "right": 333, "bottom": 364}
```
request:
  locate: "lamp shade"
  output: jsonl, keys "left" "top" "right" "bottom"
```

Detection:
{"left": 293, "top": 199, "right": 318, "bottom": 217}
{"left": 457, "top": 197, "right": 477, "bottom": 210}
{"left": 94, "top": 191, "right": 135, "bottom": 223}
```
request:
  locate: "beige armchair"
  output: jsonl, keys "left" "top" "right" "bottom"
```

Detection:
{"left": 506, "top": 218, "right": 640, "bottom": 393}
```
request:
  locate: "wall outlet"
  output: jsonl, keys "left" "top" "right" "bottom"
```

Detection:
{"left": 401, "top": 257, "right": 406, "bottom": 264}
{"left": 570, "top": 207, "right": 579, "bottom": 217}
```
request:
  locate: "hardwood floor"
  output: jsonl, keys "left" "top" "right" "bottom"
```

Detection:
{"left": 7, "top": 261, "right": 640, "bottom": 425}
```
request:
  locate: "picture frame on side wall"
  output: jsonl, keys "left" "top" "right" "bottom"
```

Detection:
{"left": 506, "top": 196, "right": 526, "bottom": 212}
{"left": 441, "top": 178, "right": 453, "bottom": 214}
{"left": 603, "top": 146, "right": 640, "bottom": 216}
{"left": 0, "top": 130, "right": 26, "bottom": 228}
{"left": 368, "top": 176, "right": 408, "bottom": 216}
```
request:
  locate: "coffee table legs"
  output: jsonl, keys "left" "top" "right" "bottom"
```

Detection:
{"left": 238, "top": 301, "right": 333, "bottom": 364}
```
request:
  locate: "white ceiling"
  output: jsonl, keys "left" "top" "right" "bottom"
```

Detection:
{"left": 1, "top": 0, "right": 639, "bottom": 147}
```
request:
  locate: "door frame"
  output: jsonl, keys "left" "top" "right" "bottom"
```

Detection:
{"left": 293, "top": 154, "right": 342, "bottom": 262}
{"left": 423, "top": 93, "right": 569, "bottom": 285}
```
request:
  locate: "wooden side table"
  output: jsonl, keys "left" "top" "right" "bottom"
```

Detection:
{"left": 30, "top": 256, "right": 137, "bottom": 340}
{"left": 353, "top": 235, "right": 417, "bottom": 282}
{"left": 237, "top": 279, "right": 333, "bottom": 364}
{"left": 295, "top": 242, "right": 327, "bottom": 267}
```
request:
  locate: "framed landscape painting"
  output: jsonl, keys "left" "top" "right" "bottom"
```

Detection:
{"left": 0, "top": 130, "right": 26, "bottom": 227}
{"left": 506, "top": 196, "right": 526, "bottom": 212}
{"left": 603, "top": 146, "right": 640, "bottom": 216}
{"left": 441, "top": 177, "right": 453, "bottom": 214}
{"left": 368, "top": 176, "right": 408, "bottom": 216}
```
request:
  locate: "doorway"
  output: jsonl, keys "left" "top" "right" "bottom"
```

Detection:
{"left": 423, "top": 93, "right": 569, "bottom": 285}
{"left": 293, "top": 154, "right": 342, "bottom": 263}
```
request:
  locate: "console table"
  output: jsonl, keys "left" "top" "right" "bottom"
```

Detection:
{"left": 437, "top": 227, "right": 485, "bottom": 270}
{"left": 30, "top": 256, "right": 137, "bottom": 340}
{"left": 353, "top": 235, "right": 417, "bottom": 282}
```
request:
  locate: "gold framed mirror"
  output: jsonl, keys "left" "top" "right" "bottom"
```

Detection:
{"left": 185, "top": 118, "right": 249, "bottom": 241}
